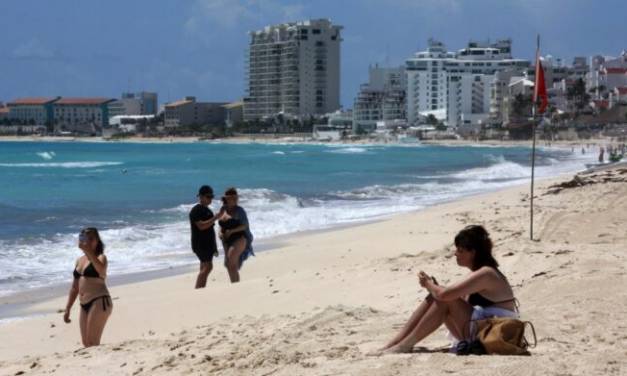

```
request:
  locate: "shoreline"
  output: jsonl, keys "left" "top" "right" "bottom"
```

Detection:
{"left": 0, "top": 167, "right": 582, "bottom": 320}
{"left": 0, "top": 165, "right": 626, "bottom": 374}
{"left": 0, "top": 134, "right": 616, "bottom": 147}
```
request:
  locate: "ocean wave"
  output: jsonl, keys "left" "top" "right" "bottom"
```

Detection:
{"left": 0, "top": 148, "right": 596, "bottom": 298}
{"left": 36, "top": 151, "right": 56, "bottom": 160}
{"left": 0, "top": 161, "right": 123, "bottom": 169}
{"left": 272, "top": 151, "right": 286, "bottom": 155}
{"left": 325, "top": 147, "right": 369, "bottom": 154}
{"left": 453, "top": 156, "right": 530, "bottom": 181}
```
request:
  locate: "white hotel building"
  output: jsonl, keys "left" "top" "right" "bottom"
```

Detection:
{"left": 405, "top": 39, "right": 529, "bottom": 128}
{"left": 244, "top": 19, "right": 342, "bottom": 121}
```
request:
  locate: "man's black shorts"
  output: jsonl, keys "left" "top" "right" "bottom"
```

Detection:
{"left": 193, "top": 247, "right": 217, "bottom": 263}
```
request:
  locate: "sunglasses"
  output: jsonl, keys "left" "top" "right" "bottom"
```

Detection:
{"left": 78, "top": 233, "right": 89, "bottom": 243}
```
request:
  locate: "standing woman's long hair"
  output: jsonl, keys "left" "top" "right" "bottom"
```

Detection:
{"left": 81, "top": 227, "right": 105, "bottom": 255}
{"left": 454, "top": 225, "right": 498, "bottom": 271}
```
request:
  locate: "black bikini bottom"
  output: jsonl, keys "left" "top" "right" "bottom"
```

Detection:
{"left": 224, "top": 233, "right": 245, "bottom": 248}
{"left": 80, "top": 295, "right": 112, "bottom": 313}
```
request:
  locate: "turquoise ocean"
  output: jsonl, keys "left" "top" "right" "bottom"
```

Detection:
{"left": 0, "top": 141, "right": 594, "bottom": 297}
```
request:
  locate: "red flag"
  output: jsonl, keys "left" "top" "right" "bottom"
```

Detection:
{"left": 534, "top": 57, "right": 548, "bottom": 114}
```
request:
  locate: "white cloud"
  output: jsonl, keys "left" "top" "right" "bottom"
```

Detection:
{"left": 11, "top": 38, "right": 56, "bottom": 60}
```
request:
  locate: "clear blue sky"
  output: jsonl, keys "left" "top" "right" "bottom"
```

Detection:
{"left": 1, "top": 0, "right": 625, "bottom": 107}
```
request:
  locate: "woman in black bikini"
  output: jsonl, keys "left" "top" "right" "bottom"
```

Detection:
{"left": 375, "top": 225, "right": 517, "bottom": 354}
{"left": 218, "top": 187, "right": 254, "bottom": 283}
{"left": 63, "top": 227, "right": 112, "bottom": 347}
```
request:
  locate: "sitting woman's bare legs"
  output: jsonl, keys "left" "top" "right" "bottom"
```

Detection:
{"left": 381, "top": 296, "right": 435, "bottom": 350}
{"left": 386, "top": 298, "right": 473, "bottom": 353}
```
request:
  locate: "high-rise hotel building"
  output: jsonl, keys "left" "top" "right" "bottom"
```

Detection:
{"left": 243, "top": 19, "right": 343, "bottom": 121}
{"left": 405, "top": 39, "right": 529, "bottom": 127}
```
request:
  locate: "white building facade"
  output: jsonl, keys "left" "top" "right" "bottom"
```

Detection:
{"left": 108, "top": 92, "right": 158, "bottom": 119}
{"left": 588, "top": 52, "right": 627, "bottom": 98}
{"left": 244, "top": 19, "right": 343, "bottom": 121}
{"left": 405, "top": 39, "right": 529, "bottom": 128}
{"left": 353, "top": 64, "right": 406, "bottom": 133}
{"left": 53, "top": 98, "right": 115, "bottom": 132}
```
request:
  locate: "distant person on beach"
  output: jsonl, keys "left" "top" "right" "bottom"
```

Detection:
{"left": 599, "top": 147, "right": 605, "bottom": 163}
{"left": 189, "top": 185, "right": 224, "bottom": 289}
{"left": 63, "top": 227, "right": 113, "bottom": 347}
{"left": 375, "top": 225, "right": 517, "bottom": 354}
{"left": 218, "top": 187, "right": 254, "bottom": 283}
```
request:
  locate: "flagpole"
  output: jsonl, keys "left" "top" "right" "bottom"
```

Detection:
{"left": 530, "top": 101, "right": 537, "bottom": 240}
{"left": 530, "top": 34, "right": 540, "bottom": 241}
{"left": 529, "top": 34, "right": 544, "bottom": 240}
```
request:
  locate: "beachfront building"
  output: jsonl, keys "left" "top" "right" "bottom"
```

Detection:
{"left": 588, "top": 52, "right": 627, "bottom": 100}
{"left": 353, "top": 64, "right": 406, "bottom": 134}
{"left": 108, "top": 92, "right": 158, "bottom": 119}
{"left": 527, "top": 56, "right": 587, "bottom": 88}
{"left": 312, "top": 109, "right": 353, "bottom": 141}
{"left": 447, "top": 74, "right": 494, "bottom": 131}
{"left": 405, "top": 39, "right": 529, "bottom": 128}
{"left": 52, "top": 98, "right": 116, "bottom": 134}
{"left": 243, "top": 19, "right": 343, "bottom": 121}
{"left": 489, "top": 70, "right": 521, "bottom": 126}
{"left": 0, "top": 104, "right": 9, "bottom": 122}
{"left": 223, "top": 101, "right": 244, "bottom": 128}
{"left": 6, "top": 97, "right": 60, "bottom": 125}
{"left": 108, "top": 115, "right": 155, "bottom": 134}
{"left": 502, "top": 76, "right": 534, "bottom": 126}
{"left": 164, "top": 97, "right": 226, "bottom": 128}
{"left": 571, "top": 57, "right": 589, "bottom": 81}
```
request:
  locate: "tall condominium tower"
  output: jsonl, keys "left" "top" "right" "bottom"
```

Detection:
{"left": 405, "top": 39, "right": 529, "bottom": 127}
{"left": 244, "top": 19, "right": 343, "bottom": 121}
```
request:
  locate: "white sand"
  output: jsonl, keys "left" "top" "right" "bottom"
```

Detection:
{"left": 1, "top": 168, "right": 626, "bottom": 375}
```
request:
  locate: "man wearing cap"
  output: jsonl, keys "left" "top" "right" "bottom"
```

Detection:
{"left": 189, "top": 185, "right": 224, "bottom": 289}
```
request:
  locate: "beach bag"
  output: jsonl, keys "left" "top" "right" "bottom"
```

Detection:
{"left": 474, "top": 318, "right": 537, "bottom": 355}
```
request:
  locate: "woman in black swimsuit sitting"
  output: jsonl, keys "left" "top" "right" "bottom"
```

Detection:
{"left": 375, "top": 225, "right": 517, "bottom": 354}
{"left": 218, "top": 187, "right": 254, "bottom": 283}
{"left": 63, "top": 227, "right": 113, "bottom": 347}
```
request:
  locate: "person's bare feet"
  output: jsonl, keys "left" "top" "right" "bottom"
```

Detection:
{"left": 382, "top": 344, "right": 413, "bottom": 354}
{"left": 366, "top": 348, "right": 385, "bottom": 357}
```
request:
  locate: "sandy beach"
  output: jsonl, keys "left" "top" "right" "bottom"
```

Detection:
{"left": 0, "top": 134, "right": 618, "bottom": 148}
{"left": 1, "top": 166, "right": 626, "bottom": 375}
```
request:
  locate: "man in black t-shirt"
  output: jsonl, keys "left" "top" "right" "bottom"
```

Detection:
{"left": 189, "top": 185, "right": 224, "bottom": 289}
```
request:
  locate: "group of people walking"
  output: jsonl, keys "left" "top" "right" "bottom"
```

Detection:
{"left": 63, "top": 185, "right": 254, "bottom": 347}
{"left": 62, "top": 187, "right": 517, "bottom": 356}
{"left": 189, "top": 185, "right": 254, "bottom": 287}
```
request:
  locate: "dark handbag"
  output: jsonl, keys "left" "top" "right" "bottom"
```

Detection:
{"left": 455, "top": 339, "right": 486, "bottom": 355}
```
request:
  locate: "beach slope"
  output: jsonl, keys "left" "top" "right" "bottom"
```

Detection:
{"left": 1, "top": 168, "right": 626, "bottom": 375}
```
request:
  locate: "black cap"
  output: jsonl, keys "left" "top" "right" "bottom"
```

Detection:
{"left": 198, "top": 185, "right": 214, "bottom": 197}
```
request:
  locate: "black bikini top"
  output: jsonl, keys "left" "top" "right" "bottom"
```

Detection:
{"left": 219, "top": 218, "right": 241, "bottom": 230}
{"left": 73, "top": 262, "right": 101, "bottom": 279}
{"left": 468, "top": 293, "right": 516, "bottom": 308}
{"left": 468, "top": 293, "right": 495, "bottom": 307}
